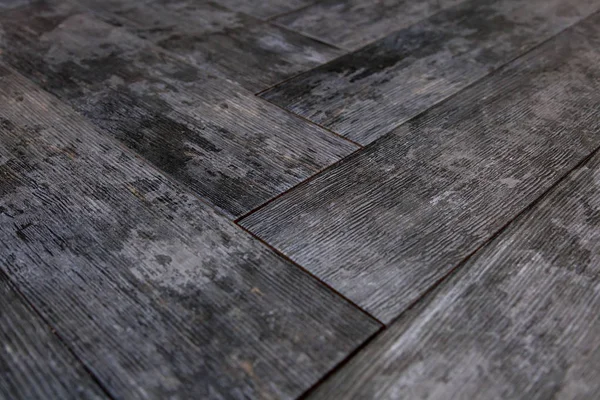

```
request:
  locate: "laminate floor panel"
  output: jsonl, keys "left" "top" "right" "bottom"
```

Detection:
{"left": 262, "top": 0, "right": 600, "bottom": 145}
{"left": 0, "top": 65, "right": 380, "bottom": 400}
{"left": 0, "top": 0, "right": 356, "bottom": 219}
{"left": 307, "top": 132, "right": 600, "bottom": 400}
{"left": 241, "top": 12, "right": 600, "bottom": 323}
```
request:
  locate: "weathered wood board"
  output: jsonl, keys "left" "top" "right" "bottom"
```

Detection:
{"left": 274, "top": 0, "right": 466, "bottom": 51}
{"left": 308, "top": 145, "right": 600, "bottom": 400}
{"left": 241, "top": 12, "right": 600, "bottom": 323}
{"left": 75, "top": 0, "right": 342, "bottom": 92}
{"left": 0, "top": 1, "right": 356, "bottom": 218}
{"left": 0, "top": 272, "right": 107, "bottom": 400}
{"left": 262, "top": 0, "right": 600, "bottom": 145}
{"left": 0, "top": 65, "right": 380, "bottom": 399}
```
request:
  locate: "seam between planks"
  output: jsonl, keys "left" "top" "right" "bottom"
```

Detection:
{"left": 0, "top": 269, "right": 117, "bottom": 400}
{"left": 263, "top": 1, "right": 322, "bottom": 22}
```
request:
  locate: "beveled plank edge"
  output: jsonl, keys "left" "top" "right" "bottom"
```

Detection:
{"left": 0, "top": 269, "right": 112, "bottom": 400}
{"left": 259, "top": 4, "right": 600, "bottom": 145}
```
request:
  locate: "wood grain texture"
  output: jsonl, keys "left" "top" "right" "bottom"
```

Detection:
{"left": 274, "top": 0, "right": 466, "bottom": 51}
{"left": 0, "top": 272, "right": 107, "bottom": 400}
{"left": 241, "top": 13, "right": 600, "bottom": 323}
{"left": 216, "top": 0, "right": 315, "bottom": 20}
{"left": 75, "top": 0, "right": 342, "bottom": 92}
{"left": 308, "top": 145, "right": 600, "bottom": 400}
{"left": 262, "top": 0, "right": 600, "bottom": 145}
{"left": 0, "top": 65, "right": 380, "bottom": 399}
{"left": 0, "top": 1, "right": 356, "bottom": 219}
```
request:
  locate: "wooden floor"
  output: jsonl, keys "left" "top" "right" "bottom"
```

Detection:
{"left": 1, "top": 0, "right": 599, "bottom": 399}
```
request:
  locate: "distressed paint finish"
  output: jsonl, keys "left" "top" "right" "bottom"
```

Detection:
{"left": 241, "top": 14, "right": 600, "bottom": 323}
{"left": 262, "top": 0, "right": 600, "bottom": 145}
{"left": 0, "top": 65, "right": 380, "bottom": 399}
{"left": 0, "top": 272, "right": 107, "bottom": 400}
{"left": 308, "top": 149, "right": 600, "bottom": 400}
{"left": 0, "top": 1, "right": 356, "bottom": 218}
{"left": 274, "top": 0, "right": 466, "bottom": 51}
{"left": 75, "top": 0, "right": 342, "bottom": 92}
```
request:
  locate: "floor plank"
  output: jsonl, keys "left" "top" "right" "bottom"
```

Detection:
{"left": 217, "top": 0, "right": 315, "bottom": 20}
{"left": 0, "top": 65, "right": 380, "bottom": 399}
{"left": 261, "top": 0, "right": 600, "bottom": 145}
{"left": 75, "top": 0, "right": 342, "bottom": 92}
{"left": 308, "top": 145, "right": 600, "bottom": 400}
{"left": 241, "top": 12, "right": 600, "bottom": 323}
{"left": 274, "top": 0, "right": 466, "bottom": 51}
{"left": 0, "top": 1, "right": 356, "bottom": 219}
{"left": 0, "top": 272, "right": 107, "bottom": 400}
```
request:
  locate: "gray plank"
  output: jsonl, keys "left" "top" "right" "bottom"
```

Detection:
{"left": 0, "top": 1, "right": 356, "bottom": 219}
{"left": 0, "top": 65, "right": 380, "bottom": 399}
{"left": 241, "top": 12, "right": 600, "bottom": 323}
{"left": 215, "top": 0, "right": 314, "bottom": 20}
{"left": 261, "top": 0, "right": 600, "bottom": 145}
{"left": 75, "top": 0, "right": 342, "bottom": 92}
{"left": 308, "top": 142, "right": 600, "bottom": 400}
{"left": 0, "top": 272, "right": 107, "bottom": 400}
{"left": 274, "top": 0, "right": 466, "bottom": 51}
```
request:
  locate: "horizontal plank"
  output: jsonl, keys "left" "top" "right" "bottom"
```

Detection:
{"left": 308, "top": 142, "right": 600, "bottom": 400}
{"left": 0, "top": 272, "right": 107, "bottom": 400}
{"left": 0, "top": 1, "right": 356, "bottom": 218}
{"left": 0, "top": 65, "right": 380, "bottom": 399}
{"left": 262, "top": 0, "right": 600, "bottom": 145}
{"left": 274, "top": 0, "right": 465, "bottom": 51}
{"left": 75, "top": 0, "right": 342, "bottom": 91}
{"left": 241, "top": 12, "right": 600, "bottom": 323}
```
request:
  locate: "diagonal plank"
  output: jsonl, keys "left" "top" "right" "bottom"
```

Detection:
{"left": 261, "top": 0, "right": 600, "bottom": 145}
{"left": 307, "top": 143, "right": 600, "bottom": 400}
{"left": 74, "top": 0, "right": 342, "bottom": 92}
{"left": 241, "top": 12, "right": 600, "bottom": 323}
{"left": 0, "top": 65, "right": 380, "bottom": 399}
{"left": 0, "top": 271, "right": 107, "bottom": 400}
{"left": 274, "top": 0, "right": 466, "bottom": 51}
{"left": 0, "top": 1, "right": 356, "bottom": 219}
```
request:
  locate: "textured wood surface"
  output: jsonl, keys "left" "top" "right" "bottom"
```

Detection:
{"left": 308, "top": 148, "right": 600, "bottom": 400}
{"left": 217, "top": 0, "right": 315, "bottom": 20}
{"left": 262, "top": 0, "right": 600, "bottom": 145}
{"left": 0, "top": 272, "right": 107, "bottom": 400}
{"left": 76, "top": 0, "right": 342, "bottom": 92}
{"left": 274, "top": 0, "right": 465, "bottom": 51}
{"left": 241, "top": 13, "right": 600, "bottom": 323}
{"left": 0, "top": 65, "right": 380, "bottom": 399}
{"left": 0, "top": 1, "right": 356, "bottom": 219}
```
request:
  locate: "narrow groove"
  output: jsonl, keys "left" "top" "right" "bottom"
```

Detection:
{"left": 235, "top": 222, "right": 384, "bottom": 326}
{"left": 264, "top": 1, "right": 321, "bottom": 22}
{"left": 298, "top": 323, "right": 385, "bottom": 400}
{"left": 0, "top": 269, "right": 116, "bottom": 400}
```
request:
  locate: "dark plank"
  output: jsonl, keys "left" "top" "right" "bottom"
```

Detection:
{"left": 241, "top": 12, "right": 600, "bottom": 323}
{"left": 216, "top": 0, "right": 314, "bottom": 20}
{"left": 0, "top": 65, "right": 380, "bottom": 399}
{"left": 75, "top": 0, "right": 342, "bottom": 92}
{"left": 0, "top": 272, "right": 107, "bottom": 400}
{"left": 274, "top": 0, "right": 466, "bottom": 51}
{"left": 0, "top": 1, "right": 356, "bottom": 219}
{"left": 308, "top": 147, "right": 600, "bottom": 400}
{"left": 262, "top": 0, "right": 600, "bottom": 145}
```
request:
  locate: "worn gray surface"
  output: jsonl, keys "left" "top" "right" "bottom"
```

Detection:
{"left": 274, "top": 0, "right": 466, "bottom": 51}
{"left": 75, "top": 0, "right": 342, "bottom": 92}
{"left": 0, "top": 65, "right": 380, "bottom": 399}
{"left": 0, "top": 1, "right": 356, "bottom": 219}
{"left": 262, "top": 0, "right": 600, "bottom": 145}
{"left": 241, "top": 13, "right": 600, "bottom": 323}
{"left": 217, "top": 0, "right": 315, "bottom": 20}
{"left": 308, "top": 147, "right": 600, "bottom": 400}
{"left": 0, "top": 272, "right": 107, "bottom": 400}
